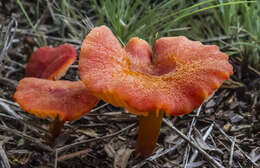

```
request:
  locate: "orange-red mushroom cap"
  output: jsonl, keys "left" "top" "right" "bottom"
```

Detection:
{"left": 79, "top": 26, "right": 233, "bottom": 116}
{"left": 14, "top": 78, "right": 99, "bottom": 121}
{"left": 26, "top": 44, "right": 76, "bottom": 80}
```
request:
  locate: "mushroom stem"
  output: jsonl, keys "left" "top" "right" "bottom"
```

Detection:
{"left": 48, "top": 117, "right": 65, "bottom": 143}
{"left": 136, "top": 110, "right": 164, "bottom": 157}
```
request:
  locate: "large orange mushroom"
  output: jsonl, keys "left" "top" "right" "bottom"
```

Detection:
{"left": 15, "top": 44, "right": 99, "bottom": 142}
{"left": 79, "top": 26, "right": 233, "bottom": 157}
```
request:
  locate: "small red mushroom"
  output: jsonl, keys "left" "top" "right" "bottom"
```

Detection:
{"left": 14, "top": 78, "right": 98, "bottom": 142}
{"left": 14, "top": 78, "right": 98, "bottom": 121}
{"left": 15, "top": 44, "right": 99, "bottom": 142}
{"left": 79, "top": 26, "right": 233, "bottom": 157}
{"left": 26, "top": 44, "right": 76, "bottom": 80}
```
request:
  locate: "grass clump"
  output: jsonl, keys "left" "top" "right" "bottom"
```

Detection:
{"left": 16, "top": 0, "right": 260, "bottom": 71}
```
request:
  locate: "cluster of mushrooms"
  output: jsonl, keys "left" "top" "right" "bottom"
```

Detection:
{"left": 14, "top": 26, "right": 233, "bottom": 157}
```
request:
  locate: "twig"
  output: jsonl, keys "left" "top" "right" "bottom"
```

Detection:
{"left": 0, "top": 110, "right": 48, "bottom": 135}
{"left": 5, "top": 68, "right": 20, "bottom": 78}
{"left": 0, "top": 76, "right": 17, "bottom": 87}
{"left": 0, "top": 99, "right": 48, "bottom": 134}
{"left": 168, "top": 27, "right": 191, "bottom": 32}
{"left": 70, "top": 65, "right": 78, "bottom": 69}
{"left": 183, "top": 106, "right": 202, "bottom": 168}
{"left": 0, "top": 17, "right": 18, "bottom": 63}
{"left": 217, "top": 139, "right": 230, "bottom": 152}
{"left": 12, "top": 28, "right": 81, "bottom": 44}
{"left": 90, "top": 103, "right": 109, "bottom": 113}
{"left": 5, "top": 57, "right": 26, "bottom": 68}
{"left": 164, "top": 158, "right": 182, "bottom": 167}
{"left": 237, "top": 161, "right": 243, "bottom": 168}
{"left": 229, "top": 136, "right": 236, "bottom": 168}
{"left": 215, "top": 124, "right": 259, "bottom": 167}
{"left": 0, "top": 113, "right": 16, "bottom": 120}
{"left": 209, "top": 134, "right": 218, "bottom": 149}
{"left": 202, "top": 34, "right": 248, "bottom": 43}
{"left": 81, "top": 103, "right": 109, "bottom": 120}
{"left": 0, "top": 125, "right": 53, "bottom": 152}
{"left": 57, "top": 149, "right": 91, "bottom": 162}
{"left": 163, "top": 119, "right": 224, "bottom": 168}
{"left": 233, "top": 57, "right": 260, "bottom": 77}
{"left": 0, "top": 142, "right": 10, "bottom": 168}
{"left": 82, "top": 15, "right": 94, "bottom": 31}
{"left": 45, "top": 0, "right": 57, "bottom": 23}
{"left": 0, "top": 101, "right": 23, "bottom": 119}
{"left": 57, "top": 122, "right": 136, "bottom": 153}
{"left": 189, "top": 122, "right": 215, "bottom": 164}
{"left": 133, "top": 139, "right": 185, "bottom": 168}
{"left": 0, "top": 98, "right": 19, "bottom": 107}
{"left": 150, "top": 140, "right": 184, "bottom": 161}
{"left": 217, "top": 137, "right": 245, "bottom": 167}
{"left": 54, "top": 150, "right": 58, "bottom": 168}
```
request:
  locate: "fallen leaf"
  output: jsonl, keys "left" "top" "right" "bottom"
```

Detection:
{"left": 164, "top": 134, "right": 179, "bottom": 144}
{"left": 113, "top": 146, "right": 134, "bottom": 168}
{"left": 250, "top": 147, "right": 260, "bottom": 163}
{"left": 223, "top": 122, "right": 232, "bottom": 132}
{"left": 104, "top": 143, "right": 115, "bottom": 158}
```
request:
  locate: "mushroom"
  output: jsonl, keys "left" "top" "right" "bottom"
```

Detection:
{"left": 14, "top": 78, "right": 98, "bottom": 142}
{"left": 15, "top": 44, "right": 99, "bottom": 142}
{"left": 79, "top": 26, "right": 233, "bottom": 157}
{"left": 25, "top": 44, "right": 76, "bottom": 80}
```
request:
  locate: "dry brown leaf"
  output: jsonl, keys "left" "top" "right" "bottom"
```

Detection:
{"left": 223, "top": 122, "right": 232, "bottom": 132}
{"left": 104, "top": 143, "right": 116, "bottom": 158}
{"left": 250, "top": 147, "right": 260, "bottom": 163}
{"left": 113, "top": 146, "right": 134, "bottom": 168}
{"left": 164, "top": 134, "right": 179, "bottom": 144}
